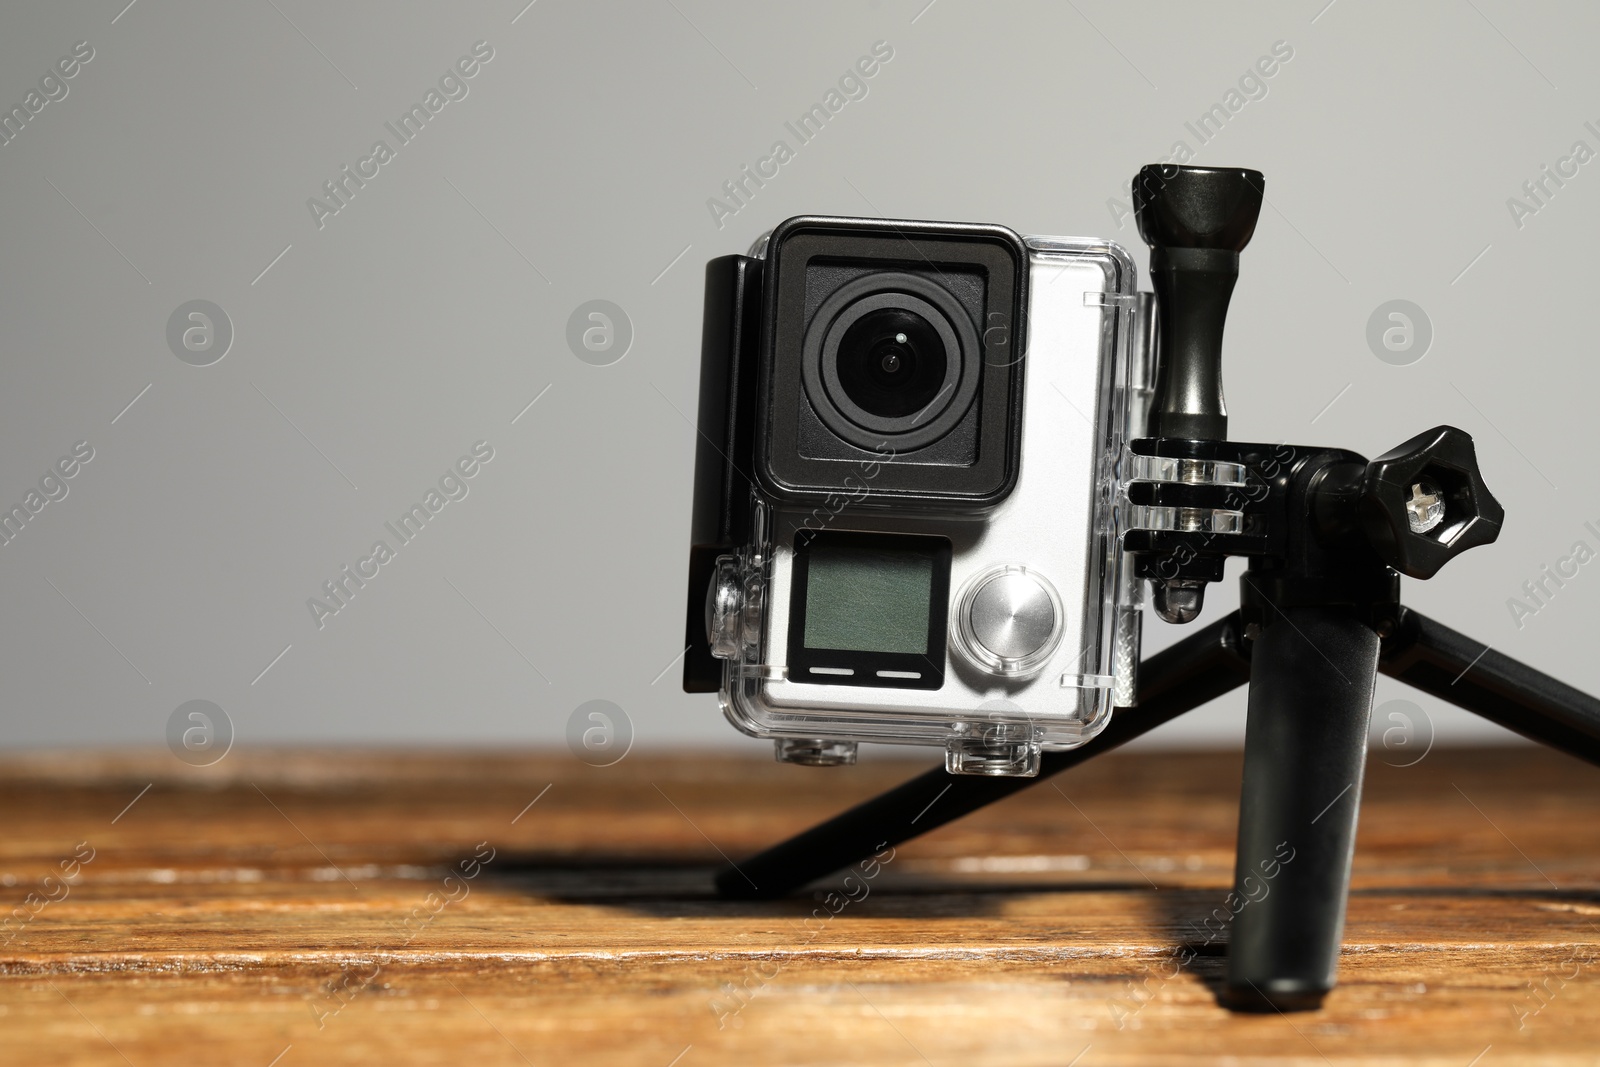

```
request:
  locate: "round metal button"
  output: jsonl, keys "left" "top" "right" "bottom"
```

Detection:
{"left": 969, "top": 572, "right": 1058, "bottom": 660}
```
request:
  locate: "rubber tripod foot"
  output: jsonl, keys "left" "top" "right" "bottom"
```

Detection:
{"left": 1222, "top": 979, "right": 1328, "bottom": 1014}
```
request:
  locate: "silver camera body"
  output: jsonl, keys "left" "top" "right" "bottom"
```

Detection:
{"left": 683, "top": 216, "right": 1150, "bottom": 777}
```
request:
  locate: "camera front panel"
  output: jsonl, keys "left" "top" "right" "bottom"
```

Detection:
{"left": 703, "top": 228, "right": 1143, "bottom": 774}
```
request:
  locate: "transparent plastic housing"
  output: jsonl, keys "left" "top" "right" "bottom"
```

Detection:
{"left": 716, "top": 237, "right": 1144, "bottom": 772}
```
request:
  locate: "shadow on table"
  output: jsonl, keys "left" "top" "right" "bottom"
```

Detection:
{"left": 470, "top": 848, "right": 1600, "bottom": 1011}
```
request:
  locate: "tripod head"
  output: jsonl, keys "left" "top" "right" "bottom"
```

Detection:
{"left": 1129, "top": 163, "right": 1504, "bottom": 623}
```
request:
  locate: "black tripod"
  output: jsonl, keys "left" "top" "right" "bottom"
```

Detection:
{"left": 713, "top": 165, "right": 1600, "bottom": 1013}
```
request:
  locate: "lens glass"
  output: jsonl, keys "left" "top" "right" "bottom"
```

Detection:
{"left": 833, "top": 307, "right": 948, "bottom": 420}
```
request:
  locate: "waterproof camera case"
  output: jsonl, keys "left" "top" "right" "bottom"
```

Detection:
{"left": 683, "top": 216, "right": 1150, "bottom": 777}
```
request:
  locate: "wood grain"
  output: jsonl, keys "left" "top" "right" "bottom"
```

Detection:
{"left": 1, "top": 745, "right": 1597, "bottom": 1065}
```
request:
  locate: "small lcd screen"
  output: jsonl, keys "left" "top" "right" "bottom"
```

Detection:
{"left": 803, "top": 542, "right": 933, "bottom": 654}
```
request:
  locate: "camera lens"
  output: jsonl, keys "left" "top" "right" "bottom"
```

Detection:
{"left": 834, "top": 308, "right": 947, "bottom": 420}
{"left": 802, "top": 272, "right": 982, "bottom": 452}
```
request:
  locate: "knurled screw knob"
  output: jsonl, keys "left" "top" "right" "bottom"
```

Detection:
{"left": 1359, "top": 426, "right": 1503, "bottom": 579}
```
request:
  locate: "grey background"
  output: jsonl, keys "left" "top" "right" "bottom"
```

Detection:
{"left": 0, "top": 0, "right": 1594, "bottom": 757}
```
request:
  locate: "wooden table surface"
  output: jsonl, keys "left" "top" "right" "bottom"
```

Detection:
{"left": 1, "top": 745, "right": 1597, "bottom": 1066}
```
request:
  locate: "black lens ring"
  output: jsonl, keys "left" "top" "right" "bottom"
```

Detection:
{"left": 802, "top": 272, "right": 981, "bottom": 453}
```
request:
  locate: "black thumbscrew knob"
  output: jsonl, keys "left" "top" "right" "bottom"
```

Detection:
{"left": 1358, "top": 425, "right": 1505, "bottom": 580}
{"left": 1133, "top": 165, "right": 1265, "bottom": 441}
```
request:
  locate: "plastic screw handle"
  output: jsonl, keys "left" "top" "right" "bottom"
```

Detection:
{"left": 1359, "top": 425, "right": 1505, "bottom": 579}
{"left": 1133, "top": 165, "right": 1265, "bottom": 441}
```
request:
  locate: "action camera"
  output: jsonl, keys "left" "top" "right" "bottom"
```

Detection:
{"left": 682, "top": 214, "right": 1151, "bottom": 776}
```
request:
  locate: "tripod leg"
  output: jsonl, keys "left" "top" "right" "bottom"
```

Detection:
{"left": 1380, "top": 608, "right": 1600, "bottom": 765}
{"left": 1226, "top": 606, "right": 1378, "bottom": 1012}
{"left": 715, "top": 612, "right": 1251, "bottom": 900}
